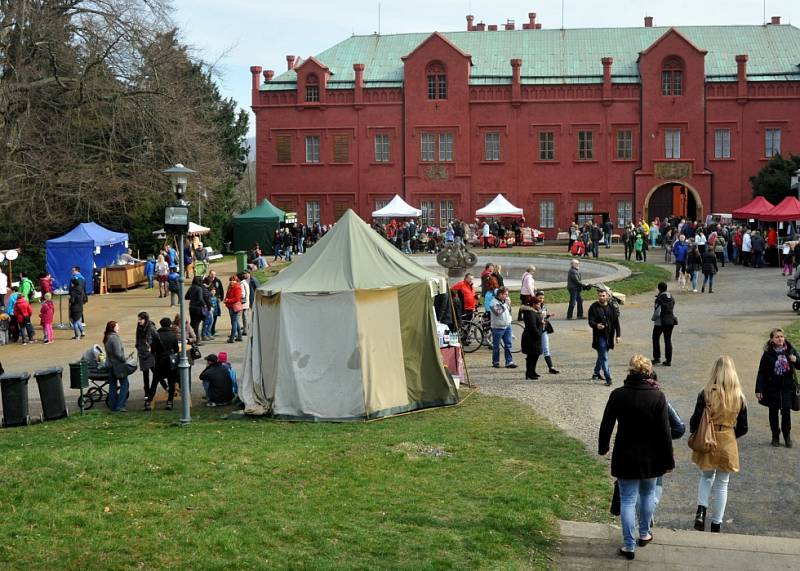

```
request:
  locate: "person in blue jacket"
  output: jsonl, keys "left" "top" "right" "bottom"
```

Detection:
{"left": 144, "top": 256, "right": 156, "bottom": 289}
{"left": 672, "top": 235, "right": 689, "bottom": 280}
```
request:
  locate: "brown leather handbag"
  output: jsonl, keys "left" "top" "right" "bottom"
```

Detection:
{"left": 688, "top": 405, "right": 718, "bottom": 453}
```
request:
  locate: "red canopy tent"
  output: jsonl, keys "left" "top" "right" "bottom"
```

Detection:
{"left": 731, "top": 196, "right": 774, "bottom": 219}
{"left": 761, "top": 196, "right": 800, "bottom": 222}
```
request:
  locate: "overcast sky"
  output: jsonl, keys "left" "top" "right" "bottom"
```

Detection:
{"left": 171, "top": 0, "right": 800, "bottom": 137}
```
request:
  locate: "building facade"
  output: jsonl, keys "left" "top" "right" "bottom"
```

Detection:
{"left": 251, "top": 14, "right": 800, "bottom": 237}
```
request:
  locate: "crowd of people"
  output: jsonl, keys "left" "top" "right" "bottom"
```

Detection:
{"left": 372, "top": 217, "right": 534, "bottom": 253}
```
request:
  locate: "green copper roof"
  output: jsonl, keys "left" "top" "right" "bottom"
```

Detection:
{"left": 263, "top": 24, "right": 800, "bottom": 90}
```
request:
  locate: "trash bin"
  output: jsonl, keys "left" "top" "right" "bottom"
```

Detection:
{"left": 235, "top": 250, "right": 247, "bottom": 273}
{"left": 34, "top": 367, "right": 68, "bottom": 422}
{"left": 0, "top": 372, "right": 31, "bottom": 428}
{"left": 69, "top": 361, "right": 89, "bottom": 390}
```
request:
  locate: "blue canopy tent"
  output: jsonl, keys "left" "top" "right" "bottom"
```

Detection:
{"left": 46, "top": 222, "right": 128, "bottom": 294}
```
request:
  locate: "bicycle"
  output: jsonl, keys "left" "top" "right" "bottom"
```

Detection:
{"left": 460, "top": 311, "right": 523, "bottom": 354}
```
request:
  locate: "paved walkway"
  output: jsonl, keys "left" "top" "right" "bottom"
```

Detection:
{"left": 558, "top": 520, "right": 800, "bottom": 569}
{"left": 469, "top": 248, "right": 800, "bottom": 542}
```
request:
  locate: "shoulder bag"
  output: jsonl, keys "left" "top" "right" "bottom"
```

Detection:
{"left": 688, "top": 404, "right": 718, "bottom": 453}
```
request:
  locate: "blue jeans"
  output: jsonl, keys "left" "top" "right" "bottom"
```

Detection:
{"left": 691, "top": 270, "right": 699, "bottom": 290}
{"left": 298, "top": 237, "right": 305, "bottom": 253}
{"left": 604, "top": 232, "right": 612, "bottom": 248}
{"left": 541, "top": 331, "right": 551, "bottom": 357}
{"left": 491, "top": 327, "right": 513, "bottom": 366}
{"left": 228, "top": 309, "right": 241, "bottom": 341}
{"left": 594, "top": 335, "right": 611, "bottom": 380}
{"left": 71, "top": 318, "right": 84, "bottom": 338}
{"left": 702, "top": 272, "right": 714, "bottom": 290}
{"left": 108, "top": 372, "right": 129, "bottom": 411}
{"left": 147, "top": 274, "right": 154, "bottom": 288}
{"left": 567, "top": 289, "right": 583, "bottom": 319}
{"left": 591, "top": 241, "right": 599, "bottom": 257}
{"left": 203, "top": 312, "right": 214, "bottom": 337}
{"left": 619, "top": 478, "right": 657, "bottom": 551}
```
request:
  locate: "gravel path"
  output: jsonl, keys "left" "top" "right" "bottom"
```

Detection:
{"left": 469, "top": 254, "right": 800, "bottom": 537}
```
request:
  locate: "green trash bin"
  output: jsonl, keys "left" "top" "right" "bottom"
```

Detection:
{"left": 69, "top": 361, "right": 89, "bottom": 390}
{"left": 235, "top": 250, "right": 247, "bottom": 274}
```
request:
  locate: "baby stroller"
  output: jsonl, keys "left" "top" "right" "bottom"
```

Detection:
{"left": 590, "top": 282, "right": 626, "bottom": 315}
{"left": 76, "top": 344, "right": 111, "bottom": 410}
{"left": 786, "top": 278, "right": 800, "bottom": 312}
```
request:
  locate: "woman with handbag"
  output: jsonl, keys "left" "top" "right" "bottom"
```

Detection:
{"left": 652, "top": 282, "right": 677, "bottom": 367}
{"left": 136, "top": 312, "right": 161, "bottom": 403}
{"left": 224, "top": 275, "right": 243, "bottom": 343}
{"left": 518, "top": 296, "right": 543, "bottom": 379}
{"left": 103, "top": 321, "right": 130, "bottom": 412}
{"left": 755, "top": 328, "right": 799, "bottom": 448}
{"left": 598, "top": 355, "right": 674, "bottom": 560}
{"left": 185, "top": 276, "right": 210, "bottom": 346}
{"left": 534, "top": 290, "right": 559, "bottom": 374}
{"left": 689, "top": 356, "right": 748, "bottom": 533}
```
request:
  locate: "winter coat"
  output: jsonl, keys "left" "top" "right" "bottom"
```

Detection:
{"left": 153, "top": 327, "right": 179, "bottom": 377}
{"left": 567, "top": 267, "right": 584, "bottom": 292}
{"left": 672, "top": 241, "right": 689, "bottom": 263}
{"left": 686, "top": 250, "right": 702, "bottom": 273}
{"left": 185, "top": 284, "right": 207, "bottom": 311}
{"left": 68, "top": 277, "right": 86, "bottom": 322}
{"left": 689, "top": 390, "right": 748, "bottom": 472}
{"left": 598, "top": 373, "right": 675, "bottom": 479}
{"left": 755, "top": 344, "right": 800, "bottom": 409}
{"left": 224, "top": 282, "right": 243, "bottom": 311}
{"left": 519, "top": 305, "right": 543, "bottom": 357}
{"left": 199, "top": 363, "right": 235, "bottom": 404}
{"left": 653, "top": 291, "right": 678, "bottom": 327}
{"left": 104, "top": 332, "right": 128, "bottom": 379}
{"left": 14, "top": 297, "right": 33, "bottom": 320}
{"left": 588, "top": 301, "right": 621, "bottom": 350}
{"left": 39, "top": 300, "right": 55, "bottom": 325}
{"left": 135, "top": 320, "right": 159, "bottom": 370}
{"left": 489, "top": 296, "right": 512, "bottom": 329}
{"left": 701, "top": 250, "right": 718, "bottom": 275}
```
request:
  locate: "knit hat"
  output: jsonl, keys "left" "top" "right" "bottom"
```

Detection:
{"left": 217, "top": 352, "right": 228, "bottom": 364}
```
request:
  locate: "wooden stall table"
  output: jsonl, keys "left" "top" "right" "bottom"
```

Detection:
{"left": 105, "top": 262, "right": 147, "bottom": 291}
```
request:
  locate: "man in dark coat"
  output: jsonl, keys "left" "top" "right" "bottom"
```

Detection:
{"left": 567, "top": 259, "right": 588, "bottom": 319}
{"left": 146, "top": 317, "right": 180, "bottom": 410}
{"left": 591, "top": 223, "right": 603, "bottom": 257}
{"left": 199, "top": 354, "right": 235, "bottom": 406}
{"left": 588, "top": 289, "right": 622, "bottom": 385}
{"left": 652, "top": 282, "right": 678, "bottom": 366}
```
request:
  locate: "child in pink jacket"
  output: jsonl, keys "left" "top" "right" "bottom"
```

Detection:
{"left": 40, "top": 293, "right": 55, "bottom": 344}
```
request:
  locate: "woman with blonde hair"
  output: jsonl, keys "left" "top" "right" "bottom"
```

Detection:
{"left": 520, "top": 265, "right": 536, "bottom": 305}
{"left": 598, "top": 354, "right": 674, "bottom": 560}
{"left": 690, "top": 356, "right": 748, "bottom": 533}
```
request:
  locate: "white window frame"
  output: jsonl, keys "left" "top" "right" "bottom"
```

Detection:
{"left": 665, "top": 129, "right": 681, "bottom": 159}
{"left": 538, "top": 131, "right": 555, "bottom": 160}
{"left": 617, "top": 200, "right": 632, "bottom": 229}
{"left": 577, "top": 200, "right": 594, "bottom": 226}
{"left": 484, "top": 132, "right": 500, "bottom": 161}
{"left": 439, "top": 200, "right": 454, "bottom": 227}
{"left": 420, "top": 200, "right": 436, "bottom": 228}
{"left": 374, "top": 134, "right": 390, "bottom": 163}
{"left": 305, "top": 135, "right": 321, "bottom": 163}
{"left": 714, "top": 129, "right": 731, "bottom": 159}
{"left": 578, "top": 131, "right": 593, "bottom": 160}
{"left": 421, "top": 133, "right": 436, "bottom": 162}
{"left": 306, "top": 200, "right": 320, "bottom": 225}
{"left": 539, "top": 200, "right": 555, "bottom": 228}
{"left": 765, "top": 128, "right": 781, "bottom": 158}
{"left": 438, "top": 133, "right": 453, "bottom": 162}
{"left": 616, "top": 130, "right": 633, "bottom": 160}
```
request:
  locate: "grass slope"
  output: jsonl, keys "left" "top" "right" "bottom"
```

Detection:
{"left": 0, "top": 394, "right": 610, "bottom": 570}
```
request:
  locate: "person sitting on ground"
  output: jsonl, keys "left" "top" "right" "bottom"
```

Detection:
{"left": 199, "top": 354, "right": 235, "bottom": 406}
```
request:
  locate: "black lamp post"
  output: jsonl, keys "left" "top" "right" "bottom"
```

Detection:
{"left": 162, "top": 163, "right": 196, "bottom": 424}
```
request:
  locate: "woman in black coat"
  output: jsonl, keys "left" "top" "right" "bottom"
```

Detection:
{"left": 185, "top": 276, "right": 210, "bottom": 346}
{"left": 701, "top": 249, "right": 719, "bottom": 293}
{"left": 755, "top": 328, "right": 799, "bottom": 447}
{"left": 598, "top": 355, "right": 674, "bottom": 560}
{"left": 686, "top": 244, "right": 703, "bottom": 292}
{"left": 68, "top": 276, "right": 86, "bottom": 339}
{"left": 652, "top": 282, "right": 678, "bottom": 366}
{"left": 135, "top": 311, "right": 161, "bottom": 402}
{"left": 519, "top": 299, "right": 543, "bottom": 380}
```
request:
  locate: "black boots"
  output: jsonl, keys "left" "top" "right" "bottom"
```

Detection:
{"left": 772, "top": 434, "right": 781, "bottom": 447}
{"left": 785, "top": 433, "right": 793, "bottom": 448}
{"left": 545, "top": 356, "right": 560, "bottom": 374}
{"left": 694, "top": 505, "right": 707, "bottom": 531}
{"left": 710, "top": 522, "right": 721, "bottom": 533}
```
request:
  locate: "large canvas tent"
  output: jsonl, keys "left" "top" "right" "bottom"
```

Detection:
{"left": 239, "top": 209, "right": 458, "bottom": 421}
{"left": 372, "top": 194, "right": 422, "bottom": 218}
{"left": 46, "top": 222, "right": 128, "bottom": 294}
{"left": 476, "top": 194, "right": 524, "bottom": 217}
{"left": 732, "top": 196, "right": 774, "bottom": 219}
{"left": 233, "top": 199, "right": 285, "bottom": 251}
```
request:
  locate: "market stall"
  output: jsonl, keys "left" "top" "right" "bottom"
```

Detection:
{"left": 732, "top": 196, "right": 774, "bottom": 220}
{"left": 232, "top": 199, "right": 285, "bottom": 251}
{"left": 372, "top": 195, "right": 422, "bottom": 218}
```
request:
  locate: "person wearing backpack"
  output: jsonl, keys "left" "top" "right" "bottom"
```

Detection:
{"left": 167, "top": 266, "right": 181, "bottom": 307}
{"left": 689, "top": 356, "right": 748, "bottom": 533}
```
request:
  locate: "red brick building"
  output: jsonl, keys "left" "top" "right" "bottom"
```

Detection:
{"left": 250, "top": 14, "right": 800, "bottom": 237}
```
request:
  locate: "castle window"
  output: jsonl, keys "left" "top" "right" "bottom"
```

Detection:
{"left": 661, "top": 57, "right": 683, "bottom": 96}
{"left": 426, "top": 62, "right": 447, "bottom": 100}
{"left": 305, "top": 74, "right": 319, "bottom": 102}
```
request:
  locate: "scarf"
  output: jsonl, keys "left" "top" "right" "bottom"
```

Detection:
{"left": 774, "top": 346, "right": 790, "bottom": 376}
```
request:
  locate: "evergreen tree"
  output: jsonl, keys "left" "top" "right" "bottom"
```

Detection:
{"left": 750, "top": 153, "right": 800, "bottom": 204}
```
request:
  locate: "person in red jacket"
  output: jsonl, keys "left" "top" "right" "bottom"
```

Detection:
{"left": 39, "top": 292, "right": 55, "bottom": 344}
{"left": 14, "top": 295, "right": 35, "bottom": 344}
{"left": 451, "top": 273, "right": 478, "bottom": 323}
{"left": 224, "top": 275, "right": 243, "bottom": 343}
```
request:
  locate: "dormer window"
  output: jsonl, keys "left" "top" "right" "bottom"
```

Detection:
{"left": 426, "top": 62, "right": 447, "bottom": 100}
{"left": 661, "top": 57, "right": 683, "bottom": 96}
{"left": 305, "top": 74, "right": 320, "bottom": 102}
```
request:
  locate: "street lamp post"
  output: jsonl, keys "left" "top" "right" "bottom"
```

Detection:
{"left": 162, "top": 163, "right": 197, "bottom": 425}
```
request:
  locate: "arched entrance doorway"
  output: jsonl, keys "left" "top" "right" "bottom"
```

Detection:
{"left": 645, "top": 182, "right": 701, "bottom": 222}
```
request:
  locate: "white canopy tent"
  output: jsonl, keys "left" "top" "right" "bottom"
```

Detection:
{"left": 475, "top": 194, "right": 524, "bottom": 217}
{"left": 372, "top": 194, "right": 422, "bottom": 218}
{"left": 152, "top": 222, "right": 211, "bottom": 238}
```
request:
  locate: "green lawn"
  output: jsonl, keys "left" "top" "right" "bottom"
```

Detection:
{"left": 0, "top": 393, "right": 611, "bottom": 570}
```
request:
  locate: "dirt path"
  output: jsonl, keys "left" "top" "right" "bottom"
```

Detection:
{"left": 471, "top": 251, "right": 800, "bottom": 537}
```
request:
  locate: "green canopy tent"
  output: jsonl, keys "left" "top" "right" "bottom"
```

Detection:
{"left": 232, "top": 199, "right": 285, "bottom": 251}
{"left": 239, "top": 209, "right": 459, "bottom": 421}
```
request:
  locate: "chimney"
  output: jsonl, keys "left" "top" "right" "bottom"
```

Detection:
{"left": 644, "top": 16, "right": 653, "bottom": 28}
{"left": 770, "top": 16, "right": 781, "bottom": 25}
{"left": 353, "top": 63, "right": 365, "bottom": 105}
{"left": 263, "top": 69, "right": 274, "bottom": 82}
{"left": 511, "top": 58, "right": 522, "bottom": 104}
{"left": 488, "top": 24, "right": 498, "bottom": 31}
{"left": 504, "top": 20, "right": 515, "bottom": 31}
{"left": 286, "top": 55, "right": 296, "bottom": 70}
{"left": 249, "top": 66, "right": 262, "bottom": 93}
{"left": 466, "top": 14, "right": 475, "bottom": 31}
{"left": 736, "top": 54, "right": 748, "bottom": 102}
{"left": 529, "top": 12, "right": 536, "bottom": 27}
{"left": 535, "top": 23, "right": 542, "bottom": 29}
{"left": 601, "top": 57, "right": 613, "bottom": 104}
{"left": 476, "top": 22, "right": 486, "bottom": 31}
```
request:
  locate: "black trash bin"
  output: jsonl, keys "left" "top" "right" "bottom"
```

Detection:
{"left": 34, "top": 367, "right": 68, "bottom": 422}
{"left": 0, "top": 372, "right": 31, "bottom": 428}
